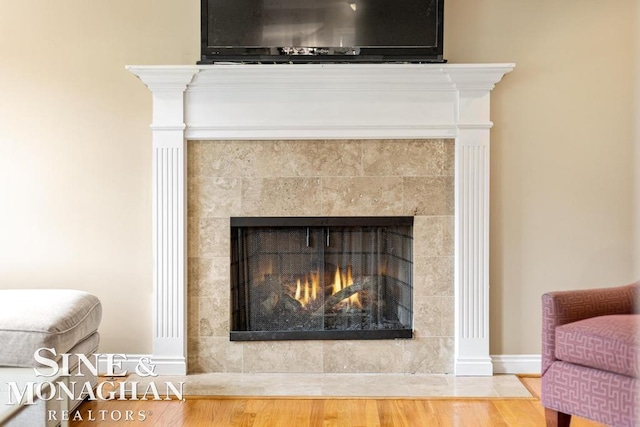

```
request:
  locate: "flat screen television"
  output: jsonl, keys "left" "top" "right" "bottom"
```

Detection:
{"left": 199, "top": 0, "right": 445, "bottom": 63}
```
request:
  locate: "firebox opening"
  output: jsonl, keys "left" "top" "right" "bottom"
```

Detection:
{"left": 230, "top": 217, "right": 413, "bottom": 341}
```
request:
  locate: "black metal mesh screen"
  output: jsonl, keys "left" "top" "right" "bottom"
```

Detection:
{"left": 230, "top": 217, "right": 413, "bottom": 340}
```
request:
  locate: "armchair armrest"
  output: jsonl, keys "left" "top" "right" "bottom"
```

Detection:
{"left": 541, "top": 281, "right": 639, "bottom": 375}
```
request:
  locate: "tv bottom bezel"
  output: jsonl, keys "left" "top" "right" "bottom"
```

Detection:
{"left": 198, "top": 54, "right": 446, "bottom": 64}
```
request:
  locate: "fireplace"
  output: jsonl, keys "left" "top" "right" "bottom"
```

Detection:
{"left": 127, "top": 63, "right": 515, "bottom": 375}
{"left": 230, "top": 217, "right": 414, "bottom": 341}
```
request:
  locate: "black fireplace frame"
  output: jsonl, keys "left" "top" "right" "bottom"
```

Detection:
{"left": 230, "top": 216, "right": 414, "bottom": 341}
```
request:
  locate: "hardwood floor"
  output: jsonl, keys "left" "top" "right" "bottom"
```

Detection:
{"left": 67, "top": 377, "right": 607, "bottom": 426}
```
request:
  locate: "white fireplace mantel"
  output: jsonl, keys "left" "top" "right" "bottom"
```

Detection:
{"left": 128, "top": 63, "right": 514, "bottom": 376}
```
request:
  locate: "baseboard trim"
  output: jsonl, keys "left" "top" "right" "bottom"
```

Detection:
{"left": 492, "top": 354, "right": 541, "bottom": 375}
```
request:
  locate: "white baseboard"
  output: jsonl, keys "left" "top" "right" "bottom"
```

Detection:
{"left": 492, "top": 354, "right": 541, "bottom": 375}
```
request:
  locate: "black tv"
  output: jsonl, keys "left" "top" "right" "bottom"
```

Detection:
{"left": 199, "top": 0, "right": 445, "bottom": 64}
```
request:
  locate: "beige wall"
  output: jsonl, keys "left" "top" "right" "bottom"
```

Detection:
{"left": 0, "top": 0, "right": 637, "bottom": 356}
{"left": 444, "top": 0, "right": 638, "bottom": 354}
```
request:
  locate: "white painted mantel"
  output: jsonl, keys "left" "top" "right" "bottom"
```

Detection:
{"left": 127, "top": 63, "right": 514, "bottom": 376}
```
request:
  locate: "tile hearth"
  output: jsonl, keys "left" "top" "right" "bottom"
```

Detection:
{"left": 127, "top": 373, "right": 533, "bottom": 398}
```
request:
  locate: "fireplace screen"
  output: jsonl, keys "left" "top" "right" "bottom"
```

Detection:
{"left": 230, "top": 217, "right": 413, "bottom": 341}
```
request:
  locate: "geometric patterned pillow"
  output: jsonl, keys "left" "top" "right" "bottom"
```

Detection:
{"left": 555, "top": 314, "right": 640, "bottom": 378}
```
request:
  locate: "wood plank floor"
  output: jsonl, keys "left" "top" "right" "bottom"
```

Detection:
{"left": 67, "top": 377, "right": 607, "bottom": 426}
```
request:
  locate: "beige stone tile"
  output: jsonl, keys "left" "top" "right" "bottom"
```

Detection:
{"left": 321, "top": 176, "right": 404, "bottom": 216}
{"left": 441, "top": 297, "right": 454, "bottom": 337}
{"left": 242, "top": 341, "right": 324, "bottom": 373}
{"left": 194, "top": 338, "right": 243, "bottom": 373}
{"left": 403, "top": 176, "right": 454, "bottom": 216}
{"left": 189, "top": 176, "right": 242, "bottom": 218}
{"left": 187, "top": 217, "right": 200, "bottom": 258}
{"left": 187, "top": 296, "right": 200, "bottom": 339}
{"left": 190, "top": 140, "right": 282, "bottom": 178}
{"left": 197, "top": 217, "right": 230, "bottom": 258}
{"left": 199, "top": 296, "right": 229, "bottom": 338}
{"left": 323, "top": 340, "right": 404, "bottom": 373}
{"left": 185, "top": 139, "right": 459, "bottom": 377}
{"left": 413, "top": 296, "right": 442, "bottom": 337}
{"left": 191, "top": 257, "right": 229, "bottom": 298}
{"left": 494, "top": 385, "right": 535, "bottom": 398}
{"left": 187, "top": 335, "right": 202, "bottom": 374}
{"left": 445, "top": 376, "right": 502, "bottom": 397}
{"left": 280, "top": 140, "right": 363, "bottom": 177}
{"left": 413, "top": 256, "right": 454, "bottom": 297}
{"left": 362, "top": 139, "right": 445, "bottom": 177}
{"left": 322, "top": 379, "right": 409, "bottom": 397}
{"left": 314, "top": 140, "right": 363, "bottom": 177}
{"left": 186, "top": 141, "right": 207, "bottom": 178}
{"left": 187, "top": 258, "right": 199, "bottom": 297}
{"left": 132, "top": 372, "right": 531, "bottom": 398}
{"left": 413, "top": 296, "right": 453, "bottom": 337}
{"left": 241, "top": 177, "right": 322, "bottom": 216}
{"left": 443, "top": 139, "right": 455, "bottom": 176}
{"left": 443, "top": 215, "right": 454, "bottom": 255}
{"left": 413, "top": 216, "right": 448, "bottom": 257}
{"left": 402, "top": 337, "right": 454, "bottom": 374}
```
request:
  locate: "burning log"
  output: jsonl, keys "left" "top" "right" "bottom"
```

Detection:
{"left": 313, "top": 276, "right": 377, "bottom": 315}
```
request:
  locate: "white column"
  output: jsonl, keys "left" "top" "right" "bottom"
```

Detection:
{"left": 127, "top": 66, "right": 199, "bottom": 375}
{"left": 449, "top": 69, "right": 504, "bottom": 375}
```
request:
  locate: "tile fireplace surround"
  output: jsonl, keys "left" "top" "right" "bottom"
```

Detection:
{"left": 128, "top": 63, "right": 514, "bottom": 376}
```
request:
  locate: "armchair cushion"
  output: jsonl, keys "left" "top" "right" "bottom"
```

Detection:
{"left": 555, "top": 314, "right": 640, "bottom": 378}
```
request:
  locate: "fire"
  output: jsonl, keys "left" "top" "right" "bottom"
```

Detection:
{"left": 332, "top": 266, "right": 362, "bottom": 309}
{"left": 294, "top": 265, "right": 362, "bottom": 309}
{"left": 294, "top": 273, "right": 319, "bottom": 308}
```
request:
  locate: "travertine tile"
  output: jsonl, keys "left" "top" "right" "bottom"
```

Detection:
{"left": 403, "top": 176, "right": 454, "bottom": 216}
{"left": 187, "top": 339, "right": 200, "bottom": 375}
{"left": 186, "top": 139, "right": 458, "bottom": 375}
{"left": 187, "top": 296, "right": 200, "bottom": 339}
{"left": 242, "top": 341, "right": 324, "bottom": 373}
{"left": 199, "top": 296, "right": 229, "bottom": 337}
{"left": 413, "top": 296, "right": 454, "bottom": 337}
{"left": 413, "top": 256, "right": 454, "bottom": 297}
{"left": 187, "top": 217, "right": 200, "bottom": 258}
{"left": 128, "top": 372, "right": 532, "bottom": 398}
{"left": 191, "top": 257, "right": 229, "bottom": 298}
{"left": 197, "top": 217, "right": 230, "bottom": 258}
{"left": 443, "top": 215, "right": 454, "bottom": 255}
{"left": 321, "top": 176, "right": 404, "bottom": 216}
{"left": 187, "top": 258, "right": 199, "bottom": 297}
{"left": 323, "top": 340, "right": 404, "bottom": 373}
{"left": 192, "top": 140, "right": 282, "bottom": 178}
{"left": 363, "top": 139, "right": 445, "bottom": 176}
{"left": 402, "top": 337, "right": 454, "bottom": 374}
{"left": 413, "top": 216, "right": 451, "bottom": 257}
{"left": 413, "top": 296, "right": 442, "bottom": 337}
{"left": 241, "top": 177, "right": 322, "bottom": 216}
{"left": 194, "top": 338, "right": 243, "bottom": 373}
{"left": 280, "top": 140, "right": 363, "bottom": 177}
{"left": 189, "top": 176, "right": 242, "bottom": 218}
{"left": 443, "top": 139, "right": 455, "bottom": 176}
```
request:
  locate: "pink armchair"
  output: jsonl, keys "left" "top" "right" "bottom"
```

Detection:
{"left": 541, "top": 281, "right": 639, "bottom": 427}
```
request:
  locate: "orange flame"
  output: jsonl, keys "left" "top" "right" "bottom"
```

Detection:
{"left": 331, "top": 265, "right": 362, "bottom": 309}
{"left": 295, "top": 273, "right": 319, "bottom": 308}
